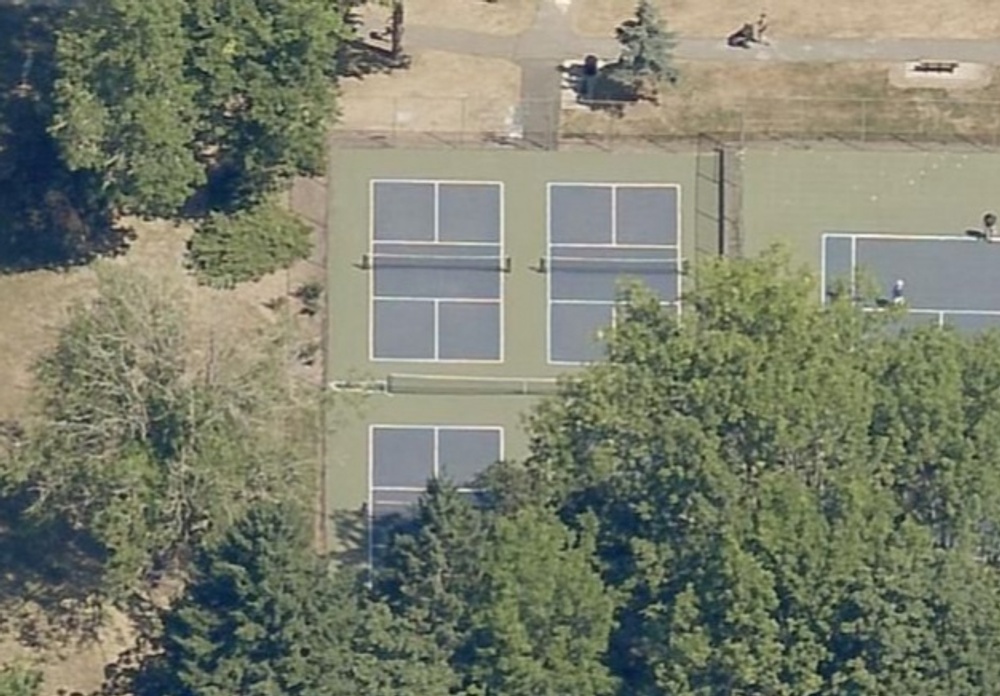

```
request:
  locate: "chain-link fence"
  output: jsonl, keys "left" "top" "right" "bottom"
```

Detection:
{"left": 333, "top": 95, "right": 1000, "bottom": 152}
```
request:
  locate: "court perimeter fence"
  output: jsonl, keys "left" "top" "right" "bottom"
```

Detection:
{"left": 333, "top": 95, "right": 1000, "bottom": 152}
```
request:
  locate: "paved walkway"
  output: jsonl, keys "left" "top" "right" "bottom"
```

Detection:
{"left": 399, "top": 0, "right": 1000, "bottom": 149}
{"left": 409, "top": 15, "right": 1000, "bottom": 65}
{"left": 410, "top": 24, "right": 1000, "bottom": 65}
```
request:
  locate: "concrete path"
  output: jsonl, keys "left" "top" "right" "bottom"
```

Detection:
{"left": 407, "top": 8, "right": 1000, "bottom": 65}
{"left": 408, "top": 24, "right": 1000, "bottom": 66}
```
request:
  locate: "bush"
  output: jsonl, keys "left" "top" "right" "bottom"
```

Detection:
{"left": 187, "top": 200, "right": 312, "bottom": 287}
{"left": 293, "top": 281, "right": 324, "bottom": 316}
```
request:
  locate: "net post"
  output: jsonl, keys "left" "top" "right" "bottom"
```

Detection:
{"left": 502, "top": 256, "right": 512, "bottom": 273}
{"left": 537, "top": 257, "right": 548, "bottom": 273}
{"left": 360, "top": 253, "right": 371, "bottom": 270}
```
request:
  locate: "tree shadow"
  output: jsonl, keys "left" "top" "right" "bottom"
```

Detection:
{"left": 327, "top": 507, "right": 369, "bottom": 568}
{"left": 0, "top": 5, "right": 131, "bottom": 273}
{"left": 0, "top": 486, "right": 110, "bottom": 649}
{"left": 558, "top": 57, "right": 639, "bottom": 118}
{"left": 336, "top": 38, "right": 410, "bottom": 79}
{"left": 334, "top": 4, "right": 409, "bottom": 79}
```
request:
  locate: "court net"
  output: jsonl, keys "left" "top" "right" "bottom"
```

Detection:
{"left": 361, "top": 253, "right": 511, "bottom": 273}
{"left": 330, "top": 373, "right": 563, "bottom": 396}
{"left": 540, "top": 255, "right": 685, "bottom": 274}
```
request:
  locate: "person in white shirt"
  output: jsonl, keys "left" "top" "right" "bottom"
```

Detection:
{"left": 891, "top": 279, "right": 905, "bottom": 305}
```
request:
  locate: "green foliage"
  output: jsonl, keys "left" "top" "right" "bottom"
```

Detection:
{"left": 133, "top": 501, "right": 455, "bottom": 696}
{"left": 466, "top": 507, "right": 618, "bottom": 696}
{"left": 183, "top": 0, "right": 343, "bottom": 205}
{"left": 379, "top": 483, "right": 616, "bottom": 695}
{"left": 49, "top": 0, "right": 345, "bottom": 217}
{"left": 610, "top": 0, "right": 678, "bottom": 97}
{"left": 51, "top": 0, "right": 205, "bottom": 217}
{"left": 512, "top": 248, "right": 1000, "bottom": 694}
{"left": 187, "top": 199, "right": 312, "bottom": 287}
{"left": 16, "top": 264, "right": 316, "bottom": 593}
{"left": 0, "top": 665, "right": 42, "bottom": 696}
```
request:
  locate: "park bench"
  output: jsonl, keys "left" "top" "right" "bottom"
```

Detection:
{"left": 913, "top": 59, "right": 960, "bottom": 73}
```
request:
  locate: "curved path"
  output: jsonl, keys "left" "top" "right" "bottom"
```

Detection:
{"left": 400, "top": 0, "right": 1000, "bottom": 148}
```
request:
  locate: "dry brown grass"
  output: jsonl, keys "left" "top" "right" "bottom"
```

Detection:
{"left": 406, "top": 0, "right": 537, "bottom": 35}
{"left": 562, "top": 62, "right": 1000, "bottom": 142}
{"left": 338, "top": 49, "right": 522, "bottom": 134}
{"left": 571, "top": 0, "right": 1000, "bottom": 39}
{"left": 0, "top": 604, "right": 136, "bottom": 696}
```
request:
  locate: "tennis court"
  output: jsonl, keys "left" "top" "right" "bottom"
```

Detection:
{"left": 822, "top": 232, "right": 1000, "bottom": 331}
{"left": 546, "top": 182, "right": 683, "bottom": 363}
{"left": 368, "top": 423, "right": 503, "bottom": 560}
{"left": 368, "top": 179, "right": 507, "bottom": 362}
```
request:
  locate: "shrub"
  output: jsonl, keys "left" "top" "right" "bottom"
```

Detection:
{"left": 187, "top": 200, "right": 312, "bottom": 287}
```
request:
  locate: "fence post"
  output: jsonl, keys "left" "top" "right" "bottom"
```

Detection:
{"left": 460, "top": 96, "right": 467, "bottom": 144}
{"left": 391, "top": 97, "right": 398, "bottom": 144}
{"left": 860, "top": 99, "right": 868, "bottom": 142}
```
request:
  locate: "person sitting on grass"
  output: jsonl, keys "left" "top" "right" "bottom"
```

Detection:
{"left": 727, "top": 23, "right": 754, "bottom": 49}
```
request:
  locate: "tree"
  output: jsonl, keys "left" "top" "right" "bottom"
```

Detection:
{"left": 14, "top": 264, "right": 318, "bottom": 594}
{"left": 377, "top": 481, "right": 489, "bottom": 665}
{"left": 507, "top": 249, "right": 1000, "bottom": 694}
{"left": 51, "top": 0, "right": 205, "bottom": 217}
{"left": 609, "top": 0, "right": 678, "bottom": 100}
{"left": 49, "top": 0, "right": 346, "bottom": 217}
{"left": 181, "top": 0, "right": 344, "bottom": 208}
{"left": 132, "top": 501, "right": 454, "bottom": 696}
{"left": 464, "top": 507, "right": 618, "bottom": 696}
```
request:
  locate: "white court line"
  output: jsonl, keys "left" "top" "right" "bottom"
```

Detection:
{"left": 552, "top": 242, "right": 680, "bottom": 250}
{"left": 850, "top": 236, "right": 857, "bottom": 297}
{"left": 366, "top": 424, "right": 504, "bottom": 565}
{"left": 372, "top": 296, "right": 501, "bottom": 304}
{"left": 546, "top": 181, "right": 682, "bottom": 363}
{"left": 369, "top": 179, "right": 504, "bottom": 243}
{"left": 432, "top": 299, "right": 441, "bottom": 361}
{"left": 820, "top": 234, "right": 828, "bottom": 303}
{"left": 372, "top": 240, "right": 500, "bottom": 247}
{"left": 825, "top": 232, "right": 979, "bottom": 243}
{"left": 884, "top": 308, "right": 1000, "bottom": 317}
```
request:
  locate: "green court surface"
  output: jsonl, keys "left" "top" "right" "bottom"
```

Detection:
{"left": 324, "top": 147, "right": 698, "bottom": 553}
{"left": 742, "top": 148, "right": 1000, "bottom": 266}
{"left": 323, "top": 143, "right": 1000, "bottom": 555}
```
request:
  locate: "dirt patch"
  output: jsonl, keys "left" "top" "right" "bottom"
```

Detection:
{"left": 571, "top": 0, "right": 1000, "bottom": 39}
{"left": 562, "top": 62, "right": 1000, "bottom": 143}
{"left": 0, "top": 603, "right": 135, "bottom": 696}
{"left": 337, "top": 49, "right": 522, "bottom": 134}
{"left": 405, "top": 0, "right": 537, "bottom": 35}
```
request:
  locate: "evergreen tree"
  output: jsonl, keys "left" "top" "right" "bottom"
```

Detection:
{"left": 610, "top": 0, "right": 678, "bottom": 99}
{"left": 134, "top": 502, "right": 344, "bottom": 696}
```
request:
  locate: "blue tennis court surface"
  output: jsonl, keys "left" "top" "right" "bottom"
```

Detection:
{"left": 370, "top": 180, "right": 504, "bottom": 362}
{"left": 547, "top": 183, "right": 682, "bottom": 363}
{"left": 368, "top": 425, "right": 502, "bottom": 562}
{"left": 822, "top": 233, "right": 1000, "bottom": 330}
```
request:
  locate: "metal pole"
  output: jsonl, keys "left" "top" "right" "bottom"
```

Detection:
{"left": 717, "top": 147, "right": 726, "bottom": 257}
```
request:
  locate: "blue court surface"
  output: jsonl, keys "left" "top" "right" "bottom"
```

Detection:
{"left": 547, "top": 183, "right": 682, "bottom": 363}
{"left": 822, "top": 233, "right": 1000, "bottom": 331}
{"left": 369, "top": 180, "right": 505, "bottom": 362}
{"left": 368, "top": 425, "right": 502, "bottom": 561}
